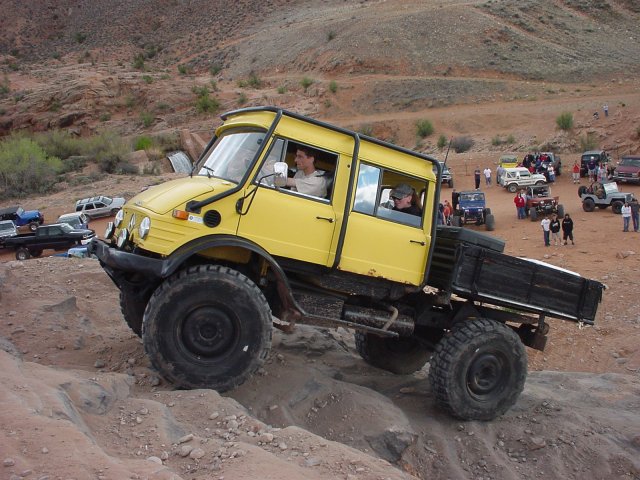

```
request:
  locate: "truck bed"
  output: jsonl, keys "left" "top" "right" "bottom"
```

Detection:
{"left": 429, "top": 227, "right": 604, "bottom": 324}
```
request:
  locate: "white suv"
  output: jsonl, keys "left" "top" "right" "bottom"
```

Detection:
{"left": 499, "top": 167, "right": 547, "bottom": 193}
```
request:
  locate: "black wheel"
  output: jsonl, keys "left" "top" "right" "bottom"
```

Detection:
{"left": 507, "top": 183, "right": 518, "bottom": 193}
{"left": 577, "top": 186, "right": 587, "bottom": 197}
{"left": 582, "top": 198, "right": 595, "bottom": 212}
{"left": 556, "top": 204, "right": 565, "bottom": 218}
{"left": 451, "top": 215, "right": 461, "bottom": 227}
{"left": 110, "top": 208, "right": 120, "bottom": 215}
{"left": 142, "top": 265, "right": 272, "bottom": 391}
{"left": 529, "top": 208, "right": 538, "bottom": 221}
{"left": 483, "top": 208, "right": 492, "bottom": 216}
{"left": 448, "top": 179, "right": 454, "bottom": 188}
{"left": 485, "top": 214, "right": 495, "bottom": 231}
{"left": 16, "top": 248, "right": 31, "bottom": 261}
{"left": 355, "top": 332, "right": 431, "bottom": 374}
{"left": 611, "top": 201, "right": 623, "bottom": 214}
{"left": 120, "top": 288, "right": 149, "bottom": 337}
{"left": 429, "top": 319, "right": 527, "bottom": 421}
{"left": 28, "top": 222, "right": 38, "bottom": 232}
{"left": 535, "top": 180, "right": 545, "bottom": 186}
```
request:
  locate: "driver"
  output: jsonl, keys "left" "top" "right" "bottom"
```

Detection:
{"left": 390, "top": 183, "right": 422, "bottom": 216}
{"left": 284, "top": 146, "right": 327, "bottom": 198}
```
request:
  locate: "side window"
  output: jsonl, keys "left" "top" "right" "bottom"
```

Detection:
{"left": 353, "top": 163, "right": 426, "bottom": 227}
{"left": 85, "top": 203, "right": 95, "bottom": 210}
{"left": 255, "top": 138, "right": 285, "bottom": 187}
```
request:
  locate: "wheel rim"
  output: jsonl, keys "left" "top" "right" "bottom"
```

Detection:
{"left": 466, "top": 350, "right": 508, "bottom": 400}
{"left": 181, "top": 305, "right": 239, "bottom": 358}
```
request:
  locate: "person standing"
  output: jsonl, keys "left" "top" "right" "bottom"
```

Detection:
{"left": 621, "top": 202, "right": 632, "bottom": 232}
{"left": 541, "top": 216, "right": 551, "bottom": 246}
{"left": 550, "top": 214, "right": 561, "bottom": 246}
{"left": 483, "top": 167, "right": 492, "bottom": 186}
{"left": 603, "top": 103, "right": 609, "bottom": 117}
{"left": 443, "top": 200, "right": 452, "bottom": 225}
{"left": 452, "top": 189, "right": 460, "bottom": 212}
{"left": 474, "top": 167, "right": 481, "bottom": 189}
{"left": 562, "top": 213, "right": 575, "bottom": 245}
{"left": 514, "top": 192, "right": 526, "bottom": 219}
{"left": 572, "top": 160, "right": 580, "bottom": 184}
{"left": 496, "top": 164, "right": 504, "bottom": 185}
{"left": 630, "top": 197, "right": 640, "bottom": 232}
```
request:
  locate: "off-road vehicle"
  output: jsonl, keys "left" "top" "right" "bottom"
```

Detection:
{"left": 525, "top": 185, "right": 564, "bottom": 221}
{"left": 89, "top": 107, "right": 604, "bottom": 421}
{"left": 451, "top": 190, "right": 495, "bottom": 231}
{"left": 433, "top": 161, "right": 453, "bottom": 188}
{"left": 580, "top": 150, "right": 609, "bottom": 177}
{"left": 578, "top": 182, "right": 635, "bottom": 213}
{"left": 0, "top": 206, "right": 44, "bottom": 232}
{"left": 499, "top": 167, "right": 547, "bottom": 193}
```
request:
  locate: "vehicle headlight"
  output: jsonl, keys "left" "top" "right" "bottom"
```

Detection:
{"left": 116, "top": 228, "right": 129, "bottom": 248}
{"left": 138, "top": 217, "right": 151, "bottom": 239}
{"left": 128, "top": 213, "right": 137, "bottom": 231}
{"left": 104, "top": 221, "right": 115, "bottom": 240}
{"left": 114, "top": 209, "right": 124, "bottom": 227}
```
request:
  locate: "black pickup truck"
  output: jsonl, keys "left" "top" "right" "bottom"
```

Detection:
{"left": 4, "top": 223, "right": 95, "bottom": 260}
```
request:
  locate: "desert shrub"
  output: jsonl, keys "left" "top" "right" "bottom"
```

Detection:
{"left": 178, "top": 64, "right": 191, "bottom": 75}
{"left": 140, "top": 111, "right": 154, "bottom": 127}
{"left": 74, "top": 32, "right": 87, "bottom": 44}
{"left": 437, "top": 135, "right": 448, "bottom": 149}
{"left": 143, "top": 161, "right": 162, "bottom": 175}
{"left": 82, "top": 131, "right": 129, "bottom": 173}
{"left": 115, "top": 161, "right": 139, "bottom": 175}
{"left": 327, "top": 31, "right": 336, "bottom": 41}
{"left": 416, "top": 119, "right": 434, "bottom": 138}
{"left": 99, "top": 112, "right": 111, "bottom": 122}
{"left": 556, "top": 112, "right": 573, "bottom": 131}
{"left": 247, "top": 72, "right": 262, "bottom": 88}
{"left": 133, "top": 54, "right": 145, "bottom": 70}
{"left": 154, "top": 131, "right": 181, "bottom": 151}
{"left": 237, "top": 93, "right": 248, "bottom": 105}
{"left": 451, "top": 136, "right": 474, "bottom": 153}
{"left": 134, "top": 136, "right": 154, "bottom": 151}
{"left": 33, "top": 130, "right": 82, "bottom": 159}
{"left": 0, "top": 75, "right": 10, "bottom": 96}
{"left": 579, "top": 133, "right": 598, "bottom": 151}
{"left": 209, "top": 64, "right": 222, "bottom": 76}
{"left": 0, "top": 135, "right": 63, "bottom": 197}
{"left": 301, "top": 77, "right": 314, "bottom": 92}
{"left": 277, "top": 85, "right": 286, "bottom": 94}
{"left": 328, "top": 80, "right": 338, "bottom": 94}
{"left": 359, "top": 124, "right": 373, "bottom": 136}
{"left": 636, "top": 126, "right": 640, "bottom": 139}
{"left": 142, "top": 75, "right": 153, "bottom": 84}
{"left": 506, "top": 134, "right": 515, "bottom": 144}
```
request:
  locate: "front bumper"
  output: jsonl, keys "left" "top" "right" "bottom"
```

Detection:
{"left": 88, "top": 238, "right": 164, "bottom": 279}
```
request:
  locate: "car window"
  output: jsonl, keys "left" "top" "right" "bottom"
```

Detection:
{"left": 85, "top": 203, "right": 95, "bottom": 210}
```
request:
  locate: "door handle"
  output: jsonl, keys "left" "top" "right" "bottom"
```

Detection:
{"left": 410, "top": 240, "right": 426, "bottom": 246}
{"left": 316, "top": 216, "right": 334, "bottom": 223}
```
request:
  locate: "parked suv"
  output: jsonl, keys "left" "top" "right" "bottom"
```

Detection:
{"left": 0, "top": 206, "right": 44, "bottom": 232}
{"left": 499, "top": 167, "right": 547, "bottom": 192}
{"left": 612, "top": 156, "right": 640, "bottom": 184}
{"left": 433, "top": 161, "right": 454, "bottom": 188}
{"left": 75, "top": 195, "right": 125, "bottom": 219}
{"left": 580, "top": 150, "right": 609, "bottom": 177}
{"left": 57, "top": 212, "right": 90, "bottom": 229}
{"left": 0, "top": 220, "right": 18, "bottom": 247}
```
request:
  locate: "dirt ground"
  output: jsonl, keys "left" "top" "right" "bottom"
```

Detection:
{"left": 1, "top": 0, "right": 640, "bottom": 478}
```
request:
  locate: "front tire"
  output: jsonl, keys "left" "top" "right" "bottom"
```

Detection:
{"left": 507, "top": 183, "right": 518, "bottom": 193}
{"left": 120, "top": 288, "right": 149, "bottom": 337}
{"left": 556, "top": 204, "right": 565, "bottom": 218}
{"left": 582, "top": 198, "right": 595, "bottom": 212}
{"left": 28, "top": 222, "right": 38, "bottom": 232}
{"left": 535, "top": 180, "right": 545, "bottom": 186}
{"left": 611, "top": 201, "right": 623, "bottom": 214}
{"left": 429, "top": 319, "right": 527, "bottom": 421}
{"left": 143, "top": 265, "right": 272, "bottom": 391}
{"left": 529, "top": 208, "right": 538, "bottom": 221}
{"left": 485, "top": 214, "right": 495, "bottom": 231}
{"left": 355, "top": 332, "right": 431, "bottom": 374}
{"left": 451, "top": 215, "right": 461, "bottom": 227}
{"left": 16, "top": 248, "right": 30, "bottom": 261}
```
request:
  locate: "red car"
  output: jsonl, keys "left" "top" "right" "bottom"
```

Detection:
{"left": 613, "top": 156, "right": 640, "bottom": 184}
{"left": 525, "top": 185, "right": 564, "bottom": 221}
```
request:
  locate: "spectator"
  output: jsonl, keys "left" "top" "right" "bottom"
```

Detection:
{"left": 443, "top": 200, "right": 452, "bottom": 225}
{"left": 452, "top": 189, "right": 460, "bottom": 211}
{"left": 562, "top": 213, "right": 575, "bottom": 245}
{"left": 474, "top": 167, "right": 481, "bottom": 189}
{"left": 514, "top": 192, "right": 526, "bottom": 219}
{"left": 587, "top": 157, "right": 597, "bottom": 182}
{"left": 630, "top": 197, "right": 640, "bottom": 233}
{"left": 541, "top": 216, "right": 551, "bottom": 247}
{"left": 621, "top": 202, "right": 631, "bottom": 232}
{"left": 572, "top": 161, "right": 580, "bottom": 184}
{"left": 548, "top": 165, "right": 555, "bottom": 183}
{"left": 550, "top": 214, "right": 561, "bottom": 246}
{"left": 437, "top": 203, "right": 445, "bottom": 225}
{"left": 496, "top": 164, "right": 504, "bottom": 185}
{"left": 597, "top": 163, "right": 607, "bottom": 184}
{"left": 603, "top": 103, "right": 609, "bottom": 117}
{"left": 483, "top": 167, "right": 492, "bottom": 186}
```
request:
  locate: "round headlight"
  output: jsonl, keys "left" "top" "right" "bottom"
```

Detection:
{"left": 128, "top": 213, "right": 137, "bottom": 231}
{"left": 114, "top": 209, "right": 124, "bottom": 227}
{"left": 139, "top": 217, "right": 151, "bottom": 239}
{"left": 116, "top": 228, "right": 129, "bottom": 248}
{"left": 104, "top": 221, "right": 115, "bottom": 240}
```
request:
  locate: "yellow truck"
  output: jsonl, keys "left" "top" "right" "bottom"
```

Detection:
{"left": 90, "top": 107, "right": 604, "bottom": 420}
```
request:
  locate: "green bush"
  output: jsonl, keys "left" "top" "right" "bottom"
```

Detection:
{"left": 506, "top": 134, "right": 515, "bottom": 144}
{"left": 237, "top": 93, "right": 248, "bottom": 105}
{"left": 416, "top": 119, "right": 434, "bottom": 138}
{"left": 301, "top": 77, "right": 314, "bottom": 92}
{"left": 327, "top": 31, "right": 336, "bottom": 41}
{"left": 33, "top": 130, "right": 82, "bottom": 159}
{"left": 247, "top": 72, "right": 262, "bottom": 88}
{"left": 134, "top": 136, "right": 154, "bottom": 151}
{"left": 437, "top": 135, "right": 448, "bottom": 149}
{"left": 133, "top": 54, "right": 145, "bottom": 70}
{"left": 451, "top": 136, "right": 474, "bottom": 153}
{"left": 579, "top": 133, "right": 598, "bottom": 151}
{"left": 82, "top": 131, "right": 129, "bottom": 173}
{"left": 99, "top": 112, "right": 111, "bottom": 122}
{"left": 329, "top": 80, "right": 338, "bottom": 94}
{"left": 0, "top": 75, "right": 10, "bottom": 96}
{"left": 74, "top": 32, "right": 87, "bottom": 44}
{"left": 140, "top": 111, "right": 154, "bottom": 127}
{"left": 209, "top": 64, "right": 222, "bottom": 76}
{"left": 277, "top": 85, "right": 286, "bottom": 94}
{"left": 0, "top": 135, "right": 63, "bottom": 197}
{"left": 556, "top": 112, "right": 573, "bottom": 131}
{"left": 115, "top": 161, "right": 139, "bottom": 175}
{"left": 142, "top": 75, "right": 153, "bottom": 84}
{"left": 194, "top": 86, "right": 219, "bottom": 113}
{"left": 359, "top": 124, "right": 373, "bottom": 136}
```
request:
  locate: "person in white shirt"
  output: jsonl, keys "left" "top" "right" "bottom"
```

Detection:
{"left": 483, "top": 167, "right": 492, "bottom": 186}
{"left": 540, "top": 216, "right": 551, "bottom": 246}
{"left": 284, "top": 146, "right": 327, "bottom": 198}
{"left": 621, "top": 202, "right": 632, "bottom": 232}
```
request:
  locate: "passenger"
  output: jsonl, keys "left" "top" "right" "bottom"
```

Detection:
{"left": 390, "top": 183, "right": 422, "bottom": 216}
{"left": 594, "top": 182, "right": 605, "bottom": 199}
{"left": 284, "top": 146, "right": 327, "bottom": 198}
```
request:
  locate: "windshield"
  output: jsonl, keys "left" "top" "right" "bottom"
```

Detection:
{"left": 460, "top": 192, "right": 484, "bottom": 202}
{"left": 620, "top": 158, "right": 640, "bottom": 167}
{"left": 101, "top": 196, "right": 113, "bottom": 205}
{"left": 16, "top": 207, "right": 24, "bottom": 215}
{"left": 197, "top": 131, "right": 266, "bottom": 183}
{"left": 0, "top": 222, "right": 14, "bottom": 231}
{"left": 60, "top": 223, "right": 74, "bottom": 232}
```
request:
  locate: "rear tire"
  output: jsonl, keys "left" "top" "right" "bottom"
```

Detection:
{"left": 507, "top": 183, "right": 518, "bottom": 193}
{"left": 577, "top": 186, "right": 587, "bottom": 197}
{"left": 448, "top": 179, "right": 454, "bottom": 188}
{"left": 529, "top": 209, "right": 538, "bottom": 221}
{"left": 556, "top": 204, "right": 565, "bottom": 218}
{"left": 611, "top": 201, "right": 623, "bottom": 214}
{"left": 143, "top": 265, "right": 272, "bottom": 391}
{"left": 535, "top": 180, "right": 545, "bottom": 186}
{"left": 429, "top": 319, "right": 527, "bottom": 421}
{"left": 355, "top": 333, "right": 431, "bottom": 374}
{"left": 16, "top": 248, "right": 30, "bottom": 261}
{"left": 582, "top": 198, "right": 595, "bottom": 212}
{"left": 451, "top": 215, "right": 461, "bottom": 227}
{"left": 485, "top": 214, "right": 495, "bottom": 231}
{"left": 28, "top": 222, "right": 38, "bottom": 232}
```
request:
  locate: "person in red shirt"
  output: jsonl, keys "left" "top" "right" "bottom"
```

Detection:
{"left": 443, "top": 199, "right": 452, "bottom": 225}
{"left": 572, "top": 160, "right": 580, "bottom": 184}
{"left": 514, "top": 192, "right": 526, "bottom": 219}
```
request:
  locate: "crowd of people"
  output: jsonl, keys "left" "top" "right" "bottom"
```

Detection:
{"left": 540, "top": 213, "right": 574, "bottom": 246}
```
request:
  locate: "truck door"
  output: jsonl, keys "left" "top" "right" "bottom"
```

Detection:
{"left": 339, "top": 163, "right": 431, "bottom": 285}
{"left": 236, "top": 138, "right": 340, "bottom": 267}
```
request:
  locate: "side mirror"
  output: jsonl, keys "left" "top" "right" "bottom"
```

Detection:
{"left": 273, "top": 162, "right": 288, "bottom": 177}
